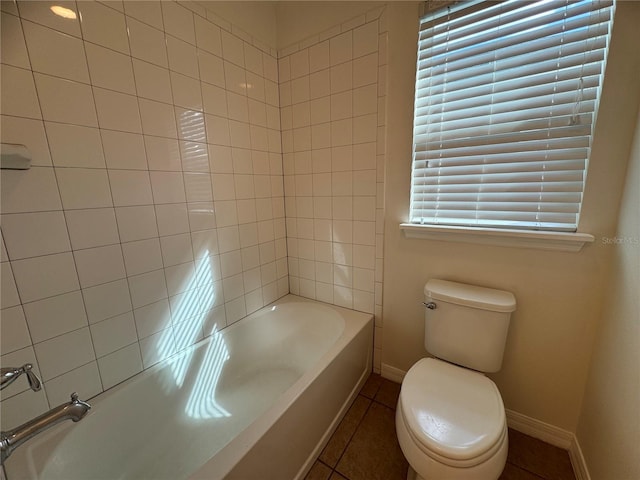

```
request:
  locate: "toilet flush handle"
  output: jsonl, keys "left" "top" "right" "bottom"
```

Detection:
{"left": 422, "top": 302, "right": 437, "bottom": 310}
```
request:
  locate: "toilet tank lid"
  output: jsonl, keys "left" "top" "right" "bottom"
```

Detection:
{"left": 425, "top": 279, "right": 516, "bottom": 313}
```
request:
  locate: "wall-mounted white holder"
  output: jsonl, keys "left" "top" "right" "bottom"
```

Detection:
{"left": 1, "top": 143, "right": 31, "bottom": 170}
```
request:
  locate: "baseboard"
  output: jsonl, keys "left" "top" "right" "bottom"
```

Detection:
{"left": 504, "top": 409, "right": 573, "bottom": 449}
{"left": 568, "top": 435, "right": 591, "bottom": 480}
{"left": 381, "top": 363, "right": 406, "bottom": 383}
{"left": 382, "top": 363, "right": 590, "bottom": 480}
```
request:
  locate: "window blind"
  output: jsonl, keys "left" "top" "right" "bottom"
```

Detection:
{"left": 410, "top": 0, "right": 615, "bottom": 231}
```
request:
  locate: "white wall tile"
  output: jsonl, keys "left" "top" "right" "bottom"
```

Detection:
{"left": 0, "top": 306, "right": 31, "bottom": 354}
{"left": 65, "top": 208, "right": 119, "bottom": 250}
{"left": 93, "top": 88, "right": 142, "bottom": 133}
{"left": 121, "top": 238, "right": 162, "bottom": 276}
{"left": 191, "top": 229, "right": 219, "bottom": 259}
{"left": 1, "top": 212, "right": 70, "bottom": 260}
{"left": 171, "top": 71, "right": 203, "bottom": 111}
{"left": 1, "top": 12, "right": 28, "bottom": 68}
{"left": 128, "top": 269, "right": 167, "bottom": 308}
{"left": 34, "top": 73, "right": 97, "bottom": 126}
{"left": 175, "top": 108, "right": 206, "bottom": 142}
{"left": 78, "top": 1, "right": 129, "bottom": 54}
{"left": 73, "top": 244, "right": 126, "bottom": 288}
{"left": 124, "top": 1, "right": 163, "bottom": 30}
{"left": 23, "top": 291, "right": 87, "bottom": 344}
{"left": 161, "top": 1, "right": 195, "bottom": 44}
{"left": 150, "top": 171, "right": 186, "bottom": 204}
{"left": 181, "top": 143, "right": 209, "bottom": 172}
{"left": 90, "top": 312, "right": 137, "bottom": 358}
{"left": 224, "top": 62, "right": 247, "bottom": 96}
{"left": 44, "top": 361, "right": 102, "bottom": 406}
{"left": 221, "top": 30, "right": 244, "bottom": 67}
{"left": 0, "top": 262, "right": 20, "bottom": 308}
{"left": 56, "top": 168, "right": 112, "bottom": 210}
{"left": 353, "top": 21, "right": 378, "bottom": 58}
{"left": 97, "top": 343, "right": 142, "bottom": 389}
{"left": 165, "top": 261, "right": 196, "bottom": 296}
{"left": 1, "top": 65, "right": 41, "bottom": 119}
{"left": 155, "top": 204, "right": 189, "bottom": 236}
{"left": 244, "top": 44, "right": 263, "bottom": 76}
{"left": 263, "top": 53, "right": 277, "bottom": 82}
{"left": 139, "top": 98, "right": 178, "bottom": 138}
{"left": 17, "top": 1, "right": 80, "bottom": 37}
{"left": 166, "top": 36, "right": 198, "bottom": 79}
{"left": 0, "top": 388, "right": 49, "bottom": 430}
{"left": 101, "top": 130, "right": 148, "bottom": 170}
{"left": 353, "top": 53, "right": 377, "bottom": 88}
{"left": 143, "top": 136, "right": 179, "bottom": 171}
{"left": 109, "top": 170, "right": 153, "bottom": 207}
{"left": 46, "top": 122, "right": 105, "bottom": 168}
{"left": 127, "top": 17, "right": 168, "bottom": 68}
{"left": 224, "top": 294, "right": 246, "bottom": 323}
{"left": 22, "top": 20, "right": 89, "bottom": 82}
{"left": 133, "top": 299, "right": 171, "bottom": 339}
{"left": 160, "top": 233, "right": 193, "bottom": 267}
{"left": 115, "top": 205, "right": 158, "bottom": 242}
{"left": 198, "top": 50, "right": 225, "bottom": 87}
{"left": 194, "top": 15, "right": 221, "bottom": 56}
{"left": 82, "top": 279, "right": 132, "bottom": 324}
{"left": 132, "top": 59, "right": 173, "bottom": 103}
{"left": 33, "top": 327, "right": 95, "bottom": 381}
{"left": 309, "top": 41, "right": 329, "bottom": 73}
{"left": 330, "top": 31, "right": 352, "bottom": 66}
{"left": 11, "top": 252, "right": 79, "bottom": 303}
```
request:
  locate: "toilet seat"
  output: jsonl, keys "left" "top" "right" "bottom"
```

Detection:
{"left": 399, "top": 358, "right": 506, "bottom": 468}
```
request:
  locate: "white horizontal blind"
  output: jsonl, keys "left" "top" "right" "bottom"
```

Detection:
{"left": 410, "top": 0, "right": 615, "bottom": 231}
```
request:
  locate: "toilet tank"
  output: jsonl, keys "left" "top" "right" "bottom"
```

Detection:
{"left": 424, "top": 279, "right": 516, "bottom": 373}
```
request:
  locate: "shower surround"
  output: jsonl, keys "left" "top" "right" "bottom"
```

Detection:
{"left": 0, "top": 0, "right": 387, "bottom": 430}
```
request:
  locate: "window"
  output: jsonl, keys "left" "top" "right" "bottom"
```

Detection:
{"left": 410, "top": 0, "right": 615, "bottom": 232}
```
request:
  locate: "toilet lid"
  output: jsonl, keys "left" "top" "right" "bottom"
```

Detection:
{"left": 400, "top": 358, "right": 506, "bottom": 463}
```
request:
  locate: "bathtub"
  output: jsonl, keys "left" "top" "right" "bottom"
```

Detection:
{"left": 4, "top": 295, "right": 373, "bottom": 480}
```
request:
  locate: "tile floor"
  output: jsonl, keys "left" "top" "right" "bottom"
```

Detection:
{"left": 305, "top": 374, "right": 576, "bottom": 480}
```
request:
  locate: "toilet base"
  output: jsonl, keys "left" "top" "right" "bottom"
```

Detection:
{"left": 396, "top": 402, "right": 508, "bottom": 480}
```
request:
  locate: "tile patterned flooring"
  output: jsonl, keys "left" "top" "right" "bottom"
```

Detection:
{"left": 305, "top": 374, "right": 576, "bottom": 480}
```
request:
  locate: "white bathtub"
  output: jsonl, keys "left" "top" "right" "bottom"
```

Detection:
{"left": 4, "top": 295, "right": 373, "bottom": 480}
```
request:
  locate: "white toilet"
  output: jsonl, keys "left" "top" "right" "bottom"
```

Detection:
{"left": 396, "top": 279, "right": 516, "bottom": 480}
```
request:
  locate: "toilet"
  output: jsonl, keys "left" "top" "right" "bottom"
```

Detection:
{"left": 396, "top": 279, "right": 516, "bottom": 480}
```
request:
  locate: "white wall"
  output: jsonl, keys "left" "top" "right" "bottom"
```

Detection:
{"left": 197, "top": 1, "right": 278, "bottom": 50}
{"left": 0, "top": 0, "right": 287, "bottom": 429}
{"left": 382, "top": 2, "right": 640, "bottom": 432}
{"left": 275, "top": 2, "right": 384, "bottom": 50}
{"left": 576, "top": 76, "right": 640, "bottom": 480}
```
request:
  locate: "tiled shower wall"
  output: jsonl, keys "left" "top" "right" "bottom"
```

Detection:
{"left": 278, "top": 9, "right": 387, "bottom": 373}
{"left": 0, "top": 0, "right": 288, "bottom": 427}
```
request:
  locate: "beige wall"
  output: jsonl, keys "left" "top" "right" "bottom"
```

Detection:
{"left": 275, "top": 1, "right": 384, "bottom": 50}
{"left": 198, "top": 1, "right": 278, "bottom": 49}
{"left": 382, "top": 2, "right": 640, "bottom": 432}
{"left": 576, "top": 97, "right": 640, "bottom": 478}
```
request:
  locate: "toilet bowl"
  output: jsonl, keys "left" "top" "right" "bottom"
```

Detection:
{"left": 396, "top": 280, "right": 516, "bottom": 480}
{"left": 396, "top": 358, "right": 508, "bottom": 480}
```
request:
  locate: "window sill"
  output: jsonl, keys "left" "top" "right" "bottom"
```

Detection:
{"left": 399, "top": 223, "right": 594, "bottom": 252}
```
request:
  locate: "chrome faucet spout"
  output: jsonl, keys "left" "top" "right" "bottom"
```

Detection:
{"left": 0, "top": 364, "right": 41, "bottom": 392}
{"left": 0, "top": 393, "right": 90, "bottom": 464}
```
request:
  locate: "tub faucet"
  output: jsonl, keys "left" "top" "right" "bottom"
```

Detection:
{"left": 0, "top": 392, "right": 91, "bottom": 464}
{"left": 0, "top": 364, "right": 41, "bottom": 392}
